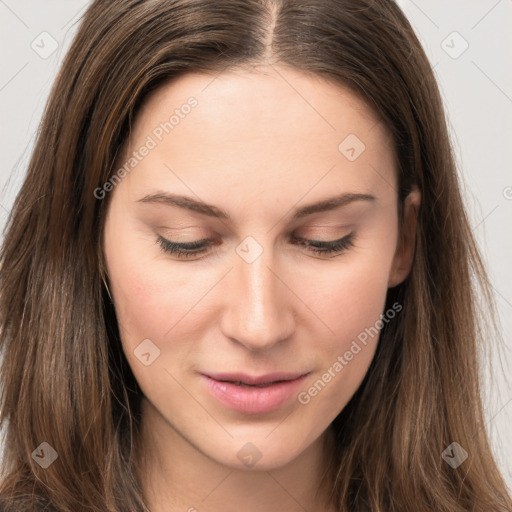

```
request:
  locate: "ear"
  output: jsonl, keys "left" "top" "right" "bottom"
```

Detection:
{"left": 388, "top": 187, "right": 421, "bottom": 288}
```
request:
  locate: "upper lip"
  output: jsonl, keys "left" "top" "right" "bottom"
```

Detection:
{"left": 201, "top": 371, "right": 309, "bottom": 386}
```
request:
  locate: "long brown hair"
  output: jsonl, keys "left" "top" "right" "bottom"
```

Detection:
{"left": 1, "top": 1, "right": 510, "bottom": 510}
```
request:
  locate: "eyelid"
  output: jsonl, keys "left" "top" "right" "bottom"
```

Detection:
{"left": 155, "top": 232, "right": 355, "bottom": 259}
{"left": 295, "top": 225, "right": 353, "bottom": 237}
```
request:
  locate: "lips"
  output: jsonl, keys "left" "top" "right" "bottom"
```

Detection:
{"left": 203, "top": 371, "right": 307, "bottom": 386}
{"left": 200, "top": 371, "right": 309, "bottom": 414}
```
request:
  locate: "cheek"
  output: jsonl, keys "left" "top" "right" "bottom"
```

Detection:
{"left": 312, "top": 265, "right": 388, "bottom": 379}
{"left": 297, "top": 230, "right": 397, "bottom": 399}
{"left": 294, "top": 264, "right": 393, "bottom": 432}
{"left": 102, "top": 207, "right": 200, "bottom": 359}
{"left": 106, "top": 247, "right": 197, "bottom": 346}
{"left": 104, "top": 246, "right": 209, "bottom": 403}
{"left": 304, "top": 233, "right": 396, "bottom": 344}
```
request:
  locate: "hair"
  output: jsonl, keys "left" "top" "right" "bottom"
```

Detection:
{"left": 0, "top": 0, "right": 511, "bottom": 510}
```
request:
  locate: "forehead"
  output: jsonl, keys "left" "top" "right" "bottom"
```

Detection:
{"left": 118, "top": 65, "right": 396, "bottom": 210}
{"left": 133, "top": 65, "right": 386, "bottom": 143}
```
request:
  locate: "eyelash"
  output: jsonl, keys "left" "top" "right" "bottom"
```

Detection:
{"left": 156, "top": 233, "right": 355, "bottom": 259}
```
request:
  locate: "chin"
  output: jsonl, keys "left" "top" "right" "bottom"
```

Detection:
{"left": 206, "top": 431, "right": 316, "bottom": 472}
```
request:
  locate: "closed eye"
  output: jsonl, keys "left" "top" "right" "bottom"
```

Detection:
{"left": 156, "top": 232, "right": 355, "bottom": 259}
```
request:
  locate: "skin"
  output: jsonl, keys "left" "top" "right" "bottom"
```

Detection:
{"left": 102, "top": 64, "right": 420, "bottom": 512}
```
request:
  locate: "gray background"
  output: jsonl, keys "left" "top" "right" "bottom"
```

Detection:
{"left": 1, "top": 0, "right": 511, "bottom": 490}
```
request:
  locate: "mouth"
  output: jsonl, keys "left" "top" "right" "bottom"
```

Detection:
{"left": 221, "top": 380, "right": 286, "bottom": 388}
{"left": 200, "top": 371, "right": 310, "bottom": 414}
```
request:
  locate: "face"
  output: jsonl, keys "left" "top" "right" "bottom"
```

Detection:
{"left": 102, "top": 64, "right": 419, "bottom": 471}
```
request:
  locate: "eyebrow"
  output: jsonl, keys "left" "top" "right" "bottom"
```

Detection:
{"left": 137, "top": 191, "right": 376, "bottom": 222}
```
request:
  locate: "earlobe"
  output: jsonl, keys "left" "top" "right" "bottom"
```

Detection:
{"left": 388, "top": 187, "right": 421, "bottom": 288}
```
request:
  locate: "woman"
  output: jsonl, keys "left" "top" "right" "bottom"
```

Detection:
{"left": 1, "top": 0, "right": 511, "bottom": 511}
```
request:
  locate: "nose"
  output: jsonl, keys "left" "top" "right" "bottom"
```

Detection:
{"left": 220, "top": 243, "right": 295, "bottom": 352}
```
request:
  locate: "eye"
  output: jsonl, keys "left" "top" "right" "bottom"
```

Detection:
{"left": 156, "top": 232, "right": 355, "bottom": 259}
{"left": 156, "top": 236, "right": 212, "bottom": 259}
{"left": 292, "top": 232, "right": 355, "bottom": 256}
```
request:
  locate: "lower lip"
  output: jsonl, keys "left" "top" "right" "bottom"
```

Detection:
{"left": 202, "top": 374, "right": 308, "bottom": 415}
